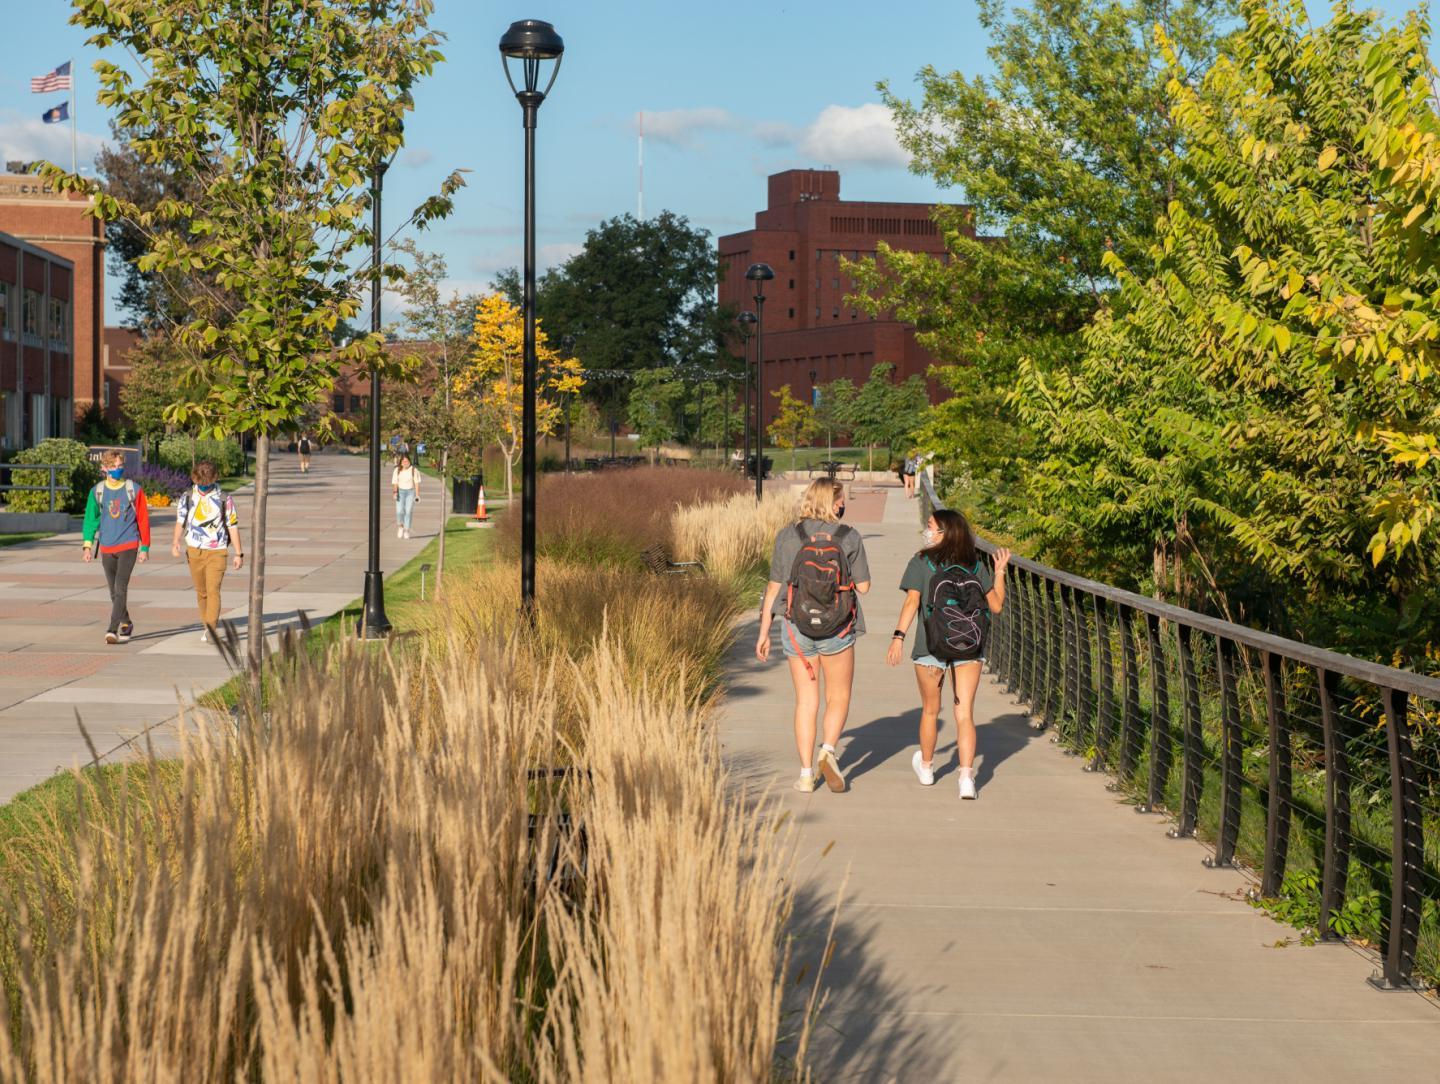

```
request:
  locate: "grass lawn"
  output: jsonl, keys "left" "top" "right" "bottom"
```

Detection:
{"left": 0, "top": 532, "right": 56, "bottom": 548}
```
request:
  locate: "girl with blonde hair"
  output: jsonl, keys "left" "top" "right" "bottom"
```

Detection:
{"left": 756, "top": 478, "right": 872, "bottom": 793}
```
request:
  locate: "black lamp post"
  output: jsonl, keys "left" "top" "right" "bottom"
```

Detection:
{"left": 737, "top": 310, "right": 756, "bottom": 479}
{"left": 359, "top": 153, "right": 394, "bottom": 639}
{"left": 500, "top": 18, "right": 564, "bottom": 615}
{"left": 744, "top": 263, "right": 774, "bottom": 501}
{"left": 560, "top": 333, "right": 575, "bottom": 472}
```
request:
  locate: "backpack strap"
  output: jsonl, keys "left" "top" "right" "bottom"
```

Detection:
{"left": 793, "top": 521, "right": 809, "bottom": 544}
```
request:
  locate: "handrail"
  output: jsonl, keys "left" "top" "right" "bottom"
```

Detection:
{"left": 0, "top": 463, "right": 69, "bottom": 514}
{"left": 917, "top": 472, "right": 1440, "bottom": 702}
{"left": 918, "top": 468, "right": 1438, "bottom": 992}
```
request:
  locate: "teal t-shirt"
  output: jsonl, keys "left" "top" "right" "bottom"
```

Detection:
{"left": 899, "top": 552, "right": 993, "bottom": 660}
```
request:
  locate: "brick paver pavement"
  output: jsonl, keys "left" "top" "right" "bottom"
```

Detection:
{"left": 0, "top": 452, "right": 436, "bottom": 800}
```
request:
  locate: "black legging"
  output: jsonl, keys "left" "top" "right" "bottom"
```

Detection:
{"left": 101, "top": 549, "right": 137, "bottom": 633}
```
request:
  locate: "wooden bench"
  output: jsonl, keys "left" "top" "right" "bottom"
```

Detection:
{"left": 640, "top": 544, "right": 704, "bottom": 575}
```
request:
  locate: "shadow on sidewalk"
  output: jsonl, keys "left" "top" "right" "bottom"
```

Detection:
{"left": 841, "top": 702, "right": 1038, "bottom": 786}
{"left": 780, "top": 879, "right": 949, "bottom": 1080}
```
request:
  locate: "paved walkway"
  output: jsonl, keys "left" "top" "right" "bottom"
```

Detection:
{"left": 721, "top": 485, "right": 1440, "bottom": 1081}
{"left": 0, "top": 453, "right": 435, "bottom": 801}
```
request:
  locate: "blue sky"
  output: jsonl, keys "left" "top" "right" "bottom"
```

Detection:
{"left": 0, "top": 0, "right": 1430, "bottom": 321}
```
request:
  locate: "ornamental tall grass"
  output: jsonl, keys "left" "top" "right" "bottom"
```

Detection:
{"left": 672, "top": 491, "right": 799, "bottom": 579}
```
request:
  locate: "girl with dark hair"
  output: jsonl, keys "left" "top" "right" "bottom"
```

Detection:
{"left": 886, "top": 508, "right": 1010, "bottom": 799}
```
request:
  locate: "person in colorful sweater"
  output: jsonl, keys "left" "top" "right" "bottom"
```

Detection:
{"left": 170, "top": 460, "right": 243, "bottom": 643}
{"left": 81, "top": 449, "right": 150, "bottom": 644}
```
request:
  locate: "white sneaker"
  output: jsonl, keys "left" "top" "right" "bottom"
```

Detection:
{"left": 793, "top": 771, "right": 818, "bottom": 793}
{"left": 911, "top": 750, "right": 935, "bottom": 786}
{"left": 958, "top": 772, "right": 977, "bottom": 800}
{"left": 396, "top": 525, "right": 403, "bottom": 538}
{"left": 817, "top": 746, "right": 847, "bottom": 793}
{"left": 200, "top": 630, "right": 208, "bottom": 644}
{"left": 404, "top": 527, "right": 411, "bottom": 539}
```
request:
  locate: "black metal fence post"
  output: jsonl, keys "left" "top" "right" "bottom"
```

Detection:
{"left": 1093, "top": 597, "right": 1115, "bottom": 771}
{"left": 1116, "top": 605, "right": 1141, "bottom": 783}
{"left": 1074, "top": 591, "right": 1095, "bottom": 756}
{"left": 1317, "top": 668, "right": 1350, "bottom": 940}
{"left": 1205, "top": 637, "right": 1242, "bottom": 869}
{"left": 1259, "top": 651, "right": 1293, "bottom": 898}
{"left": 1169, "top": 624, "right": 1202, "bottom": 839}
{"left": 1139, "top": 612, "right": 1172, "bottom": 814}
{"left": 1059, "top": 584, "right": 1079, "bottom": 752}
{"left": 1371, "top": 687, "right": 1422, "bottom": 989}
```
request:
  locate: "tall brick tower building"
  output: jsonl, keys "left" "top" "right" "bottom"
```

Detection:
{"left": 718, "top": 169, "right": 968, "bottom": 430}
{"left": 0, "top": 173, "right": 105, "bottom": 421}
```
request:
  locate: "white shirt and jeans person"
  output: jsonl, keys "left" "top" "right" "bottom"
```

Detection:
{"left": 756, "top": 479, "right": 872, "bottom": 793}
{"left": 391, "top": 455, "right": 420, "bottom": 539}
{"left": 170, "top": 460, "right": 243, "bottom": 643}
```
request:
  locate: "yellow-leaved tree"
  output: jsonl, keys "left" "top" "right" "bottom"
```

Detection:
{"left": 460, "top": 294, "right": 583, "bottom": 501}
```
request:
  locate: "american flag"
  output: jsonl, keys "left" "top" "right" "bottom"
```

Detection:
{"left": 30, "top": 62, "right": 72, "bottom": 94}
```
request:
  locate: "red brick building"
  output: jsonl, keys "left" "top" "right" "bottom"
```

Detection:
{"left": 718, "top": 169, "right": 968, "bottom": 429}
{"left": 0, "top": 230, "right": 74, "bottom": 448}
{"left": 0, "top": 174, "right": 105, "bottom": 429}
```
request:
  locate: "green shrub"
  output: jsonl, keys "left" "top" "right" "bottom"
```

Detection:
{"left": 156, "top": 435, "right": 246, "bottom": 478}
{"left": 6, "top": 439, "right": 100, "bottom": 513}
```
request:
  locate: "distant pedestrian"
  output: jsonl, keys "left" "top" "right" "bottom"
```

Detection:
{"left": 81, "top": 449, "right": 150, "bottom": 645}
{"left": 392, "top": 453, "right": 420, "bottom": 539}
{"left": 901, "top": 449, "right": 920, "bottom": 499}
{"left": 887, "top": 508, "right": 1009, "bottom": 799}
{"left": 171, "top": 460, "right": 243, "bottom": 643}
{"left": 298, "top": 433, "right": 313, "bottom": 473}
{"left": 755, "top": 478, "right": 871, "bottom": 793}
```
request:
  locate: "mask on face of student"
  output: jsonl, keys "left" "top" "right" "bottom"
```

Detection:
{"left": 836, "top": 504, "right": 846, "bottom": 520}
{"left": 200, "top": 483, "right": 218, "bottom": 492}
{"left": 922, "top": 528, "right": 936, "bottom": 546}
{"left": 106, "top": 468, "right": 124, "bottom": 480}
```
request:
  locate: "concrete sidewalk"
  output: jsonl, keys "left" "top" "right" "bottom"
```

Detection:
{"left": 720, "top": 485, "right": 1440, "bottom": 1081}
{"left": 0, "top": 453, "right": 437, "bottom": 801}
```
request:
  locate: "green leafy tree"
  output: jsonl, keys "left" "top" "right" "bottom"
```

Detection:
{"left": 1012, "top": 0, "right": 1440, "bottom": 653}
{"left": 841, "top": 363, "right": 930, "bottom": 473}
{"left": 767, "top": 384, "right": 820, "bottom": 472}
{"left": 501, "top": 212, "right": 732, "bottom": 432}
{"left": 385, "top": 240, "right": 485, "bottom": 597}
{"left": 53, "top": 0, "right": 460, "bottom": 686}
{"left": 814, "top": 377, "right": 856, "bottom": 458}
{"left": 848, "top": 0, "right": 1236, "bottom": 526}
{"left": 625, "top": 368, "right": 685, "bottom": 460}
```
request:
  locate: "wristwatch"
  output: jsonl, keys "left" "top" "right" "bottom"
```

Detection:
{"left": 892, "top": 628, "right": 905, "bottom": 639}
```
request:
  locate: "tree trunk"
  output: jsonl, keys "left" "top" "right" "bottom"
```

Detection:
{"left": 504, "top": 451, "right": 514, "bottom": 503}
{"left": 246, "top": 433, "right": 271, "bottom": 705}
{"left": 1152, "top": 538, "right": 1167, "bottom": 603}
{"left": 435, "top": 447, "right": 448, "bottom": 598}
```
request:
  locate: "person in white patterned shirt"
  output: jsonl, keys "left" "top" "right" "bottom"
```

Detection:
{"left": 170, "top": 460, "right": 243, "bottom": 642}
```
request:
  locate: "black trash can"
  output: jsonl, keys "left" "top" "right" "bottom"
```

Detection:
{"left": 452, "top": 475, "right": 482, "bottom": 515}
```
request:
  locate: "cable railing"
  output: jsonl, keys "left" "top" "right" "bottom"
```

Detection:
{"left": 918, "top": 471, "right": 1440, "bottom": 991}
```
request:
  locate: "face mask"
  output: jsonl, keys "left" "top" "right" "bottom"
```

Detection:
{"left": 835, "top": 504, "right": 846, "bottom": 520}
{"left": 199, "top": 483, "right": 218, "bottom": 492}
{"left": 106, "top": 468, "right": 124, "bottom": 480}
{"left": 922, "top": 528, "right": 936, "bottom": 545}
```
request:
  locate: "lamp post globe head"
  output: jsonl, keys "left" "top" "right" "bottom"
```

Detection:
{"left": 744, "top": 262, "right": 774, "bottom": 302}
{"left": 737, "top": 310, "right": 757, "bottom": 333}
{"left": 499, "top": 19, "right": 565, "bottom": 101}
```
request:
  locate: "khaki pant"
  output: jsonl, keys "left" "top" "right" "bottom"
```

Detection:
{"left": 186, "top": 546, "right": 229, "bottom": 629}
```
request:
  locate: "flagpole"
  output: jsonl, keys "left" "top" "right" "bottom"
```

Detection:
{"left": 70, "top": 59, "right": 77, "bottom": 174}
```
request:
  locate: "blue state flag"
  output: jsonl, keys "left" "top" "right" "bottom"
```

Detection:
{"left": 41, "top": 101, "right": 69, "bottom": 124}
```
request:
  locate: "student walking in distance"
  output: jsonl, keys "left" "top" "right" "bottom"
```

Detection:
{"left": 756, "top": 478, "right": 872, "bottom": 793}
{"left": 81, "top": 450, "right": 150, "bottom": 645}
{"left": 171, "top": 460, "right": 243, "bottom": 643}
{"left": 298, "top": 433, "right": 313, "bottom": 473}
{"left": 887, "top": 508, "right": 1010, "bottom": 799}
{"left": 391, "top": 453, "right": 420, "bottom": 539}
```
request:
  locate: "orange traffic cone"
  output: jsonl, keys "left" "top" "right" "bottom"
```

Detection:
{"left": 474, "top": 485, "right": 489, "bottom": 522}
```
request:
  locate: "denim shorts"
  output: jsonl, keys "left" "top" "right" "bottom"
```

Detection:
{"left": 780, "top": 618, "right": 857, "bottom": 658}
{"left": 914, "top": 653, "right": 984, "bottom": 669}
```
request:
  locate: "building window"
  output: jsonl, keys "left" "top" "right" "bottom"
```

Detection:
{"left": 788, "top": 279, "right": 795, "bottom": 289}
{"left": 788, "top": 250, "right": 795, "bottom": 260}
{"left": 832, "top": 307, "right": 839, "bottom": 319}
{"left": 814, "top": 307, "right": 821, "bottom": 320}
{"left": 23, "top": 290, "right": 40, "bottom": 336}
{"left": 333, "top": 393, "right": 345, "bottom": 414}
{"left": 0, "top": 281, "right": 8, "bottom": 331}
{"left": 788, "top": 308, "right": 795, "bottom": 318}
{"left": 349, "top": 394, "right": 362, "bottom": 412}
{"left": 832, "top": 278, "right": 839, "bottom": 290}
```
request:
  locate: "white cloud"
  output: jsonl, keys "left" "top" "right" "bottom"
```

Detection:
{"left": 796, "top": 103, "right": 908, "bottom": 168}
{"left": 638, "top": 107, "right": 738, "bottom": 147}
{"left": 0, "top": 109, "right": 108, "bottom": 172}
{"left": 469, "top": 241, "right": 582, "bottom": 278}
{"left": 402, "top": 147, "right": 434, "bottom": 168}
{"left": 753, "top": 120, "right": 802, "bottom": 148}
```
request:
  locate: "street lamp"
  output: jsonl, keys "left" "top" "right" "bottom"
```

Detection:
{"left": 736, "top": 310, "right": 756, "bottom": 479}
{"left": 359, "top": 150, "right": 395, "bottom": 639}
{"left": 744, "top": 263, "right": 774, "bottom": 501}
{"left": 560, "top": 334, "right": 575, "bottom": 472}
{"left": 500, "top": 18, "right": 564, "bottom": 616}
